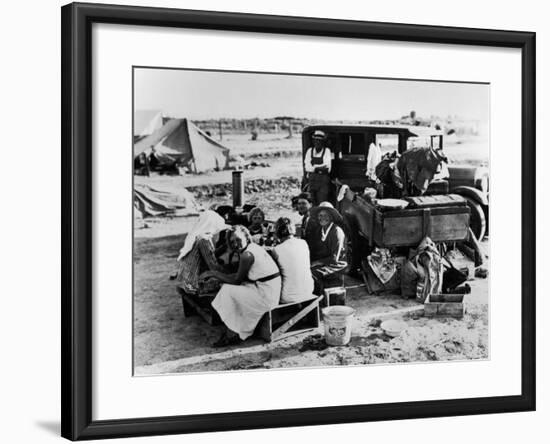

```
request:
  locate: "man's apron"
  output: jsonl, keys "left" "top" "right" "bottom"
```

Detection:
{"left": 309, "top": 147, "right": 330, "bottom": 196}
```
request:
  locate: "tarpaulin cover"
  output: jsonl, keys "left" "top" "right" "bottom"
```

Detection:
{"left": 134, "top": 183, "right": 200, "bottom": 217}
{"left": 396, "top": 147, "right": 447, "bottom": 195}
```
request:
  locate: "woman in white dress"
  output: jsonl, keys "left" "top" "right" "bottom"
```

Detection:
{"left": 201, "top": 225, "right": 282, "bottom": 347}
{"left": 271, "top": 217, "right": 314, "bottom": 304}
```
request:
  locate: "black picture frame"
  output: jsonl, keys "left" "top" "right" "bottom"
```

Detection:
{"left": 61, "top": 2, "right": 536, "bottom": 440}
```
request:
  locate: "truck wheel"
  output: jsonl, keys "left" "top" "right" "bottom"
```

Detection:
{"left": 464, "top": 196, "right": 486, "bottom": 241}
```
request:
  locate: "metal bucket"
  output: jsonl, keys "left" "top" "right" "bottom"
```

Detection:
{"left": 322, "top": 306, "right": 355, "bottom": 346}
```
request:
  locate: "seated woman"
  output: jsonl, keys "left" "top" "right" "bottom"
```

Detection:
{"left": 201, "top": 225, "right": 282, "bottom": 347}
{"left": 308, "top": 202, "right": 348, "bottom": 289}
{"left": 270, "top": 217, "right": 314, "bottom": 304}
{"left": 247, "top": 207, "right": 271, "bottom": 243}
{"left": 174, "top": 210, "right": 230, "bottom": 295}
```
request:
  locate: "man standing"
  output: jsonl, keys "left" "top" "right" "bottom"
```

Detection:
{"left": 304, "top": 130, "right": 332, "bottom": 205}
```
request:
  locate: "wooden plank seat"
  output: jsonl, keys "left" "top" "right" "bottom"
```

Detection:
{"left": 178, "top": 285, "right": 323, "bottom": 343}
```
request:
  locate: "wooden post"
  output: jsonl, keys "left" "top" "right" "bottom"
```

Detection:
{"left": 422, "top": 208, "right": 432, "bottom": 238}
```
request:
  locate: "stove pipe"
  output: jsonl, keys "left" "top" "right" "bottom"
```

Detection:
{"left": 232, "top": 170, "right": 244, "bottom": 209}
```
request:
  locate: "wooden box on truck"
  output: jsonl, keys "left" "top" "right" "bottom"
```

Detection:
{"left": 340, "top": 189, "right": 471, "bottom": 248}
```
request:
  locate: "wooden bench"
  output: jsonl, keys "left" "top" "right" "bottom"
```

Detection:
{"left": 177, "top": 287, "right": 221, "bottom": 325}
{"left": 256, "top": 295, "right": 323, "bottom": 342}
{"left": 177, "top": 286, "right": 323, "bottom": 342}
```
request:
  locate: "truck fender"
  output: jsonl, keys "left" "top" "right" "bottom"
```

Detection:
{"left": 451, "top": 186, "right": 488, "bottom": 206}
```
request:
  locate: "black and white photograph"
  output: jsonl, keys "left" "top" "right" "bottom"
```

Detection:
{"left": 133, "top": 67, "right": 490, "bottom": 375}
{"left": 0, "top": 0, "right": 543, "bottom": 441}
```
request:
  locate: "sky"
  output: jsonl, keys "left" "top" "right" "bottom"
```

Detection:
{"left": 134, "top": 68, "right": 489, "bottom": 122}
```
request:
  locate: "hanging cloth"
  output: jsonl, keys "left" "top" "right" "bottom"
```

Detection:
{"left": 411, "top": 237, "right": 444, "bottom": 303}
{"left": 366, "top": 142, "right": 382, "bottom": 181}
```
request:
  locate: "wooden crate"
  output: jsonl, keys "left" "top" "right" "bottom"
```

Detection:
{"left": 323, "top": 287, "right": 347, "bottom": 307}
{"left": 378, "top": 206, "right": 470, "bottom": 247}
{"left": 424, "top": 294, "right": 464, "bottom": 319}
{"left": 340, "top": 191, "right": 470, "bottom": 248}
{"left": 257, "top": 295, "right": 322, "bottom": 342}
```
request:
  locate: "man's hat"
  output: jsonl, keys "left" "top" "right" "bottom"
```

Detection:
{"left": 312, "top": 130, "right": 326, "bottom": 139}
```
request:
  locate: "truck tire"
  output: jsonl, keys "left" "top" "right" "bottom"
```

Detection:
{"left": 464, "top": 196, "right": 486, "bottom": 241}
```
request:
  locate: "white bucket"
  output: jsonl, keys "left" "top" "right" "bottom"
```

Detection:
{"left": 322, "top": 306, "right": 355, "bottom": 346}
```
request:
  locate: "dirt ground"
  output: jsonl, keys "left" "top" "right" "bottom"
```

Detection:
{"left": 133, "top": 229, "right": 488, "bottom": 375}
{"left": 133, "top": 133, "right": 490, "bottom": 375}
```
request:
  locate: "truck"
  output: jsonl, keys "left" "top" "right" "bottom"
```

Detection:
{"left": 301, "top": 124, "right": 488, "bottom": 270}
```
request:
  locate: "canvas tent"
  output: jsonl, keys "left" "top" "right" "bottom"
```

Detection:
{"left": 134, "top": 118, "right": 230, "bottom": 173}
{"left": 134, "top": 110, "right": 163, "bottom": 139}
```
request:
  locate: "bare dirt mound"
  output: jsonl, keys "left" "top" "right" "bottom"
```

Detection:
{"left": 188, "top": 176, "right": 301, "bottom": 199}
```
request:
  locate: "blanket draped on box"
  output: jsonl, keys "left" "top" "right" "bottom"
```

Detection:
{"left": 401, "top": 237, "right": 444, "bottom": 302}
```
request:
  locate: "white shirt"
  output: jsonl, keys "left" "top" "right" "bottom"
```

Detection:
{"left": 273, "top": 238, "right": 314, "bottom": 303}
{"left": 366, "top": 142, "right": 382, "bottom": 180}
{"left": 245, "top": 243, "right": 279, "bottom": 281}
{"left": 304, "top": 147, "right": 332, "bottom": 173}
